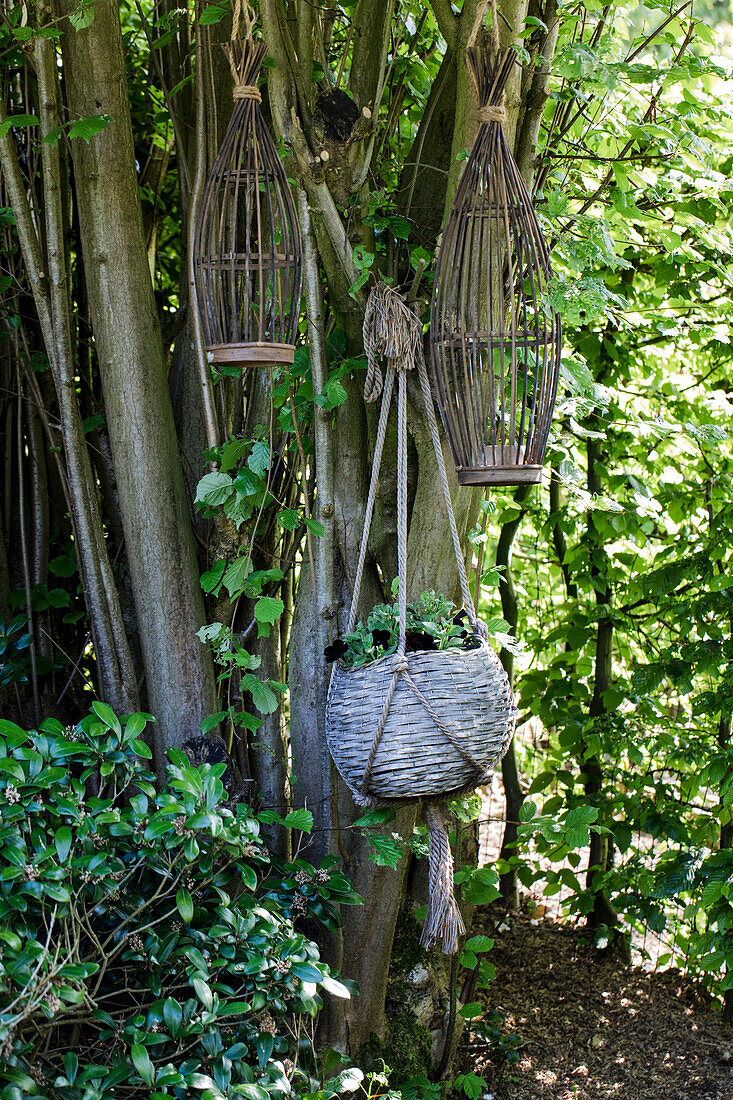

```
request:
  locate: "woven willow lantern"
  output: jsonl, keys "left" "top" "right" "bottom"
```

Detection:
{"left": 430, "top": 47, "right": 561, "bottom": 486}
{"left": 194, "top": 21, "right": 302, "bottom": 371}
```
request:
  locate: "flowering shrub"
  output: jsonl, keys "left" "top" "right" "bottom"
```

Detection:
{"left": 0, "top": 706, "right": 359, "bottom": 1099}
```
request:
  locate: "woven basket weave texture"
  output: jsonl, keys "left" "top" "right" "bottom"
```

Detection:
{"left": 326, "top": 641, "right": 516, "bottom": 801}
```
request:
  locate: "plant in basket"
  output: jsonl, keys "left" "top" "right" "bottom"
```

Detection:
{"left": 326, "top": 588, "right": 499, "bottom": 669}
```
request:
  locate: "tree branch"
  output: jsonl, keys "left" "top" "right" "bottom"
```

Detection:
{"left": 429, "top": 0, "right": 458, "bottom": 49}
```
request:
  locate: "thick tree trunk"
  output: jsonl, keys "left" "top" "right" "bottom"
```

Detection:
{"left": 57, "top": 0, "right": 217, "bottom": 763}
{"left": 0, "top": 32, "right": 139, "bottom": 715}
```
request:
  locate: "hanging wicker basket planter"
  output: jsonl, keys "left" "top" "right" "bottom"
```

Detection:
{"left": 327, "top": 642, "right": 515, "bottom": 803}
{"left": 193, "top": 16, "right": 302, "bottom": 371}
{"left": 326, "top": 284, "right": 517, "bottom": 953}
{"left": 430, "top": 47, "right": 561, "bottom": 486}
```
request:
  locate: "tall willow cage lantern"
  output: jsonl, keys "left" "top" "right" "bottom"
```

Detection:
{"left": 430, "top": 47, "right": 561, "bottom": 486}
{"left": 194, "top": 22, "right": 302, "bottom": 371}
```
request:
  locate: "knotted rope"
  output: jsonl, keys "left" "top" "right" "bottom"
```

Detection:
{"left": 224, "top": 0, "right": 265, "bottom": 104}
{"left": 363, "top": 282, "right": 423, "bottom": 403}
{"left": 233, "top": 85, "right": 262, "bottom": 102}
{"left": 343, "top": 282, "right": 492, "bottom": 952}
{"left": 477, "top": 104, "right": 507, "bottom": 124}
{"left": 468, "top": 0, "right": 512, "bottom": 129}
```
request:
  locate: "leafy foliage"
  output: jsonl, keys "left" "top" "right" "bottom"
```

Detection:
{"left": 335, "top": 589, "right": 510, "bottom": 670}
{"left": 0, "top": 710, "right": 355, "bottom": 1098}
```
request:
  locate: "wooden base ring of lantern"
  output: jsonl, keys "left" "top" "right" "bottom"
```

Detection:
{"left": 326, "top": 285, "right": 517, "bottom": 954}
{"left": 206, "top": 342, "right": 296, "bottom": 370}
{"left": 193, "top": 21, "right": 302, "bottom": 373}
{"left": 430, "top": 47, "right": 561, "bottom": 486}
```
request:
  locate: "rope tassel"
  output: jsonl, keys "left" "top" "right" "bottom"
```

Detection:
{"left": 421, "top": 803, "right": 466, "bottom": 954}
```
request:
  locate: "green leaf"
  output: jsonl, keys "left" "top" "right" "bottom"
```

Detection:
{"left": 348, "top": 270, "right": 370, "bottom": 299}
{"left": 192, "top": 977, "right": 213, "bottom": 1010}
{"left": 163, "top": 997, "right": 183, "bottom": 1037}
{"left": 320, "top": 974, "right": 351, "bottom": 998}
{"left": 176, "top": 887, "right": 194, "bottom": 923}
{"left": 55, "top": 827, "right": 72, "bottom": 863}
{"left": 223, "top": 556, "right": 251, "bottom": 599}
{"left": 92, "top": 700, "right": 122, "bottom": 734}
{"left": 199, "top": 3, "right": 227, "bottom": 24}
{"left": 454, "top": 1072, "right": 487, "bottom": 1099}
{"left": 0, "top": 719, "right": 29, "bottom": 743}
{"left": 241, "top": 675, "right": 279, "bottom": 716}
{"left": 131, "top": 1044, "right": 155, "bottom": 1086}
{"left": 219, "top": 437, "right": 250, "bottom": 472}
{"left": 282, "top": 808, "right": 314, "bottom": 833}
{"left": 68, "top": 114, "right": 113, "bottom": 143}
{"left": 519, "top": 799, "right": 537, "bottom": 823}
{"left": 458, "top": 1002, "right": 483, "bottom": 1020}
{"left": 365, "top": 833, "right": 404, "bottom": 868}
{"left": 201, "top": 559, "right": 226, "bottom": 593}
{"left": 69, "top": 3, "right": 94, "bottom": 30}
{"left": 464, "top": 934, "right": 494, "bottom": 953}
{"left": 257, "top": 1032, "right": 274, "bottom": 1067}
{"left": 201, "top": 711, "right": 228, "bottom": 734}
{"left": 290, "top": 961, "right": 324, "bottom": 983}
{"left": 304, "top": 517, "right": 325, "bottom": 537}
{"left": 64, "top": 1053, "right": 78, "bottom": 1085}
{"left": 196, "top": 471, "right": 235, "bottom": 508}
{"left": 254, "top": 597, "right": 284, "bottom": 637}
{"left": 0, "top": 758, "right": 25, "bottom": 782}
{"left": 44, "top": 882, "right": 71, "bottom": 903}
{"left": 124, "top": 712, "right": 149, "bottom": 740}
{"left": 247, "top": 441, "right": 271, "bottom": 476}
{"left": 0, "top": 114, "right": 39, "bottom": 139}
{"left": 231, "top": 1086, "right": 268, "bottom": 1100}
{"left": 240, "top": 863, "right": 257, "bottom": 891}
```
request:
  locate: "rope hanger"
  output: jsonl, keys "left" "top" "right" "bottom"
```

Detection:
{"left": 340, "top": 283, "right": 498, "bottom": 953}
{"left": 224, "top": 0, "right": 263, "bottom": 102}
{"left": 468, "top": 0, "right": 508, "bottom": 124}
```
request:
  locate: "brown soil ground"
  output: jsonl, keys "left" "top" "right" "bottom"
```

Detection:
{"left": 463, "top": 913, "right": 733, "bottom": 1100}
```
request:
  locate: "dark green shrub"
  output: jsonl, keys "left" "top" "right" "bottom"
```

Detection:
{"left": 0, "top": 706, "right": 358, "bottom": 1099}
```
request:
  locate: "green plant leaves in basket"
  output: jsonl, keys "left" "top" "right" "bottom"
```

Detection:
{"left": 329, "top": 589, "right": 512, "bottom": 669}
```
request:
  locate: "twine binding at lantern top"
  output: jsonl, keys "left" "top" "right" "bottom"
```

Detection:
{"left": 429, "top": 45, "right": 561, "bottom": 486}
{"left": 193, "top": 4, "right": 302, "bottom": 371}
{"left": 326, "top": 283, "right": 517, "bottom": 953}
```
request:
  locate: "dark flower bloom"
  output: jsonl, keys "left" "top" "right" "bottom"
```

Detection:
{"left": 405, "top": 631, "right": 438, "bottom": 653}
{"left": 462, "top": 633, "right": 482, "bottom": 651}
{"left": 371, "top": 629, "right": 392, "bottom": 648}
{"left": 324, "top": 639, "right": 349, "bottom": 663}
{"left": 452, "top": 610, "right": 468, "bottom": 626}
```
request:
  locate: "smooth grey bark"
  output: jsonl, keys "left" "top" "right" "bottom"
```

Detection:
{"left": 57, "top": 0, "right": 217, "bottom": 763}
{"left": 348, "top": 0, "right": 395, "bottom": 111}
{"left": 0, "top": 33, "right": 139, "bottom": 715}
{"left": 289, "top": 191, "right": 336, "bottom": 862}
